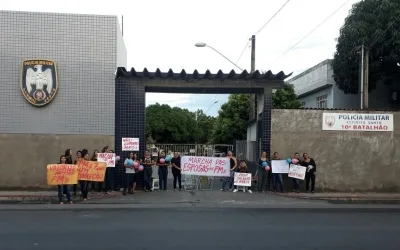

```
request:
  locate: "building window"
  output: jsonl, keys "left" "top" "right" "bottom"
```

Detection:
{"left": 316, "top": 94, "right": 327, "bottom": 108}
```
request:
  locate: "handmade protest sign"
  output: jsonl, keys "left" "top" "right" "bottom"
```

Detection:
{"left": 181, "top": 156, "right": 230, "bottom": 177}
{"left": 233, "top": 173, "right": 252, "bottom": 187}
{"left": 288, "top": 164, "right": 306, "bottom": 180}
{"left": 47, "top": 164, "right": 78, "bottom": 185}
{"left": 271, "top": 160, "right": 290, "bottom": 173}
{"left": 122, "top": 138, "right": 139, "bottom": 151}
{"left": 98, "top": 153, "right": 116, "bottom": 167}
{"left": 77, "top": 161, "right": 107, "bottom": 182}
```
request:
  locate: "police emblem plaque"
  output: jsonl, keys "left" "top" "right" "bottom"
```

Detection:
{"left": 21, "top": 60, "right": 59, "bottom": 107}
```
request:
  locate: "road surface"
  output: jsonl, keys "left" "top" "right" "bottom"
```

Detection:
{"left": 1, "top": 207, "right": 400, "bottom": 250}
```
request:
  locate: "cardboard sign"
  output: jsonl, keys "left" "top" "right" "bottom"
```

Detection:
{"left": 77, "top": 161, "right": 107, "bottom": 182}
{"left": 47, "top": 164, "right": 78, "bottom": 185}
{"left": 181, "top": 156, "right": 230, "bottom": 177}
{"left": 122, "top": 138, "right": 139, "bottom": 151}
{"left": 98, "top": 153, "right": 116, "bottom": 167}
{"left": 234, "top": 173, "right": 252, "bottom": 187}
{"left": 271, "top": 160, "right": 290, "bottom": 174}
{"left": 288, "top": 164, "right": 306, "bottom": 180}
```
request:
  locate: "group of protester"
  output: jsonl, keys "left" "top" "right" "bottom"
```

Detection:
{"left": 55, "top": 147, "right": 316, "bottom": 204}
{"left": 57, "top": 146, "right": 117, "bottom": 204}
{"left": 257, "top": 151, "right": 317, "bottom": 194}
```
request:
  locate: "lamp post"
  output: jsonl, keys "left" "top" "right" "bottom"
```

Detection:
{"left": 195, "top": 43, "right": 244, "bottom": 71}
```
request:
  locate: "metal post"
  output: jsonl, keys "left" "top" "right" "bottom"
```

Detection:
{"left": 250, "top": 35, "right": 256, "bottom": 73}
{"left": 360, "top": 45, "right": 364, "bottom": 109}
{"left": 121, "top": 15, "right": 124, "bottom": 36}
{"left": 363, "top": 48, "right": 370, "bottom": 109}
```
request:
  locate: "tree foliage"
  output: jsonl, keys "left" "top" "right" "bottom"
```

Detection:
{"left": 273, "top": 84, "right": 303, "bottom": 108}
{"left": 332, "top": 0, "right": 400, "bottom": 94}
{"left": 212, "top": 94, "right": 250, "bottom": 144}
{"left": 145, "top": 103, "right": 215, "bottom": 144}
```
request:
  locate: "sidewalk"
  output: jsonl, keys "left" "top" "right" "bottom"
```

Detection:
{"left": 274, "top": 192, "right": 400, "bottom": 201}
{"left": 0, "top": 190, "right": 120, "bottom": 203}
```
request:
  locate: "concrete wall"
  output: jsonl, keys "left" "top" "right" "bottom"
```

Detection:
{"left": 271, "top": 109, "right": 400, "bottom": 192}
{"left": 0, "top": 11, "right": 118, "bottom": 135}
{"left": 0, "top": 134, "right": 114, "bottom": 189}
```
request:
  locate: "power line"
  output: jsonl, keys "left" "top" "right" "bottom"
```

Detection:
{"left": 234, "top": 40, "right": 250, "bottom": 71}
{"left": 276, "top": 0, "right": 352, "bottom": 60}
{"left": 255, "top": 0, "right": 291, "bottom": 35}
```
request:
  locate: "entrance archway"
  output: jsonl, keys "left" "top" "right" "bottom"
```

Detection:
{"left": 114, "top": 67, "right": 291, "bottom": 187}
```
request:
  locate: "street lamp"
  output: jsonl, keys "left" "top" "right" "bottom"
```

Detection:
{"left": 194, "top": 43, "right": 244, "bottom": 71}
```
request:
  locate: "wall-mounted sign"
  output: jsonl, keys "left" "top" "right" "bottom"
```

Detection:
{"left": 322, "top": 113, "right": 394, "bottom": 132}
{"left": 21, "top": 59, "right": 58, "bottom": 107}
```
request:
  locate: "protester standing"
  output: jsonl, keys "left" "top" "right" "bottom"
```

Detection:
{"left": 171, "top": 152, "right": 182, "bottom": 191}
{"left": 72, "top": 150, "right": 82, "bottom": 196}
{"left": 234, "top": 160, "right": 252, "bottom": 193}
{"left": 257, "top": 151, "right": 269, "bottom": 192}
{"left": 57, "top": 155, "right": 73, "bottom": 204}
{"left": 301, "top": 153, "right": 317, "bottom": 193}
{"left": 123, "top": 152, "right": 136, "bottom": 195}
{"left": 272, "top": 152, "right": 284, "bottom": 193}
{"left": 157, "top": 151, "right": 168, "bottom": 191}
{"left": 80, "top": 150, "right": 90, "bottom": 200}
{"left": 292, "top": 152, "right": 301, "bottom": 193}
{"left": 142, "top": 150, "right": 153, "bottom": 192}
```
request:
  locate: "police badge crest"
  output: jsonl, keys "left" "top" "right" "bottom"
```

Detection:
{"left": 21, "top": 60, "right": 58, "bottom": 107}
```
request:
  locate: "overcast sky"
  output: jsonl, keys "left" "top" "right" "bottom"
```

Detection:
{"left": 3, "top": 0, "right": 360, "bottom": 116}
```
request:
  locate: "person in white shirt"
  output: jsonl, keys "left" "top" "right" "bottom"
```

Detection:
{"left": 123, "top": 152, "right": 139, "bottom": 195}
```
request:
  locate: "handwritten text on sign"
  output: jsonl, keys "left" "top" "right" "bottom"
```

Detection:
{"left": 271, "top": 160, "right": 290, "bottom": 174}
{"left": 98, "top": 153, "right": 116, "bottom": 167}
{"left": 288, "top": 164, "right": 306, "bottom": 180}
{"left": 122, "top": 138, "right": 139, "bottom": 151}
{"left": 234, "top": 173, "right": 252, "bottom": 187}
{"left": 47, "top": 164, "right": 78, "bottom": 185}
{"left": 181, "top": 156, "right": 230, "bottom": 177}
{"left": 77, "top": 161, "right": 107, "bottom": 182}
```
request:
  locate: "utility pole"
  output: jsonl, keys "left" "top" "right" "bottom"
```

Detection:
{"left": 363, "top": 47, "right": 370, "bottom": 109}
{"left": 121, "top": 15, "right": 124, "bottom": 36}
{"left": 360, "top": 45, "right": 364, "bottom": 109}
{"left": 250, "top": 35, "right": 256, "bottom": 73}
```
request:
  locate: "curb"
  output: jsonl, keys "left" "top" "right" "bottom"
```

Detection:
{"left": 273, "top": 193, "right": 400, "bottom": 202}
{"left": 0, "top": 192, "right": 121, "bottom": 203}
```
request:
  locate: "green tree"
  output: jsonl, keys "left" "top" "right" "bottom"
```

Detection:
{"left": 331, "top": 0, "right": 400, "bottom": 94}
{"left": 212, "top": 94, "right": 249, "bottom": 144}
{"left": 145, "top": 103, "right": 215, "bottom": 144}
{"left": 273, "top": 83, "right": 302, "bottom": 108}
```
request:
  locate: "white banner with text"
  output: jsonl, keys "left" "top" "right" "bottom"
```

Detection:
{"left": 288, "top": 164, "right": 306, "bottom": 180}
{"left": 233, "top": 173, "right": 252, "bottom": 187}
{"left": 322, "top": 113, "right": 393, "bottom": 132}
{"left": 122, "top": 138, "right": 139, "bottom": 151}
{"left": 98, "top": 153, "right": 116, "bottom": 168}
{"left": 271, "top": 160, "right": 290, "bottom": 174}
{"left": 180, "top": 156, "right": 230, "bottom": 177}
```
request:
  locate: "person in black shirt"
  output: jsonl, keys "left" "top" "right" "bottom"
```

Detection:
{"left": 301, "top": 153, "right": 317, "bottom": 193}
{"left": 171, "top": 152, "right": 182, "bottom": 191}
{"left": 157, "top": 151, "right": 168, "bottom": 191}
{"left": 142, "top": 150, "right": 154, "bottom": 192}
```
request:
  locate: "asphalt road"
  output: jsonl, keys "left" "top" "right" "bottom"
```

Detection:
{"left": 1, "top": 208, "right": 400, "bottom": 250}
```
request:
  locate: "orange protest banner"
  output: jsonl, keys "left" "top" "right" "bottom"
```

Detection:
{"left": 77, "top": 161, "right": 106, "bottom": 182}
{"left": 47, "top": 164, "right": 78, "bottom": 185}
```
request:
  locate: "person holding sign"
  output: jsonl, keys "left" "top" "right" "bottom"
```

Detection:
{"left": 157, "top": 151, "right": 169, "bottom": 191}
{"left": 233, "top": 160, "right": 252, "bottom": 193}
{"left": 143, "top": 151, "right": 154, "bottom": 192}
{"left": 272, "top": 152, "right": 284, "bottom": 193}
{"left": 56, "top": 155, "right": 73, "bottom": 204}
{"left": 80, "top": 150, "right": 90, "bottom": 200}
{"left": 72, "top": 150, "right": 82, "bottom": 196}
{"left": 291, "top": 152, "right": 301, "bottom": 193}
{"left": 171, "top": 152, "right": 182, "bottom": 191}
{"left": 301, "top": 153, "right": 317, "bottom": 193}
{"left": 257, "top": 152, "right": 269, "bottom": 192}
{"left": 221, "top": 151, "right": 237, "bottom": 191}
